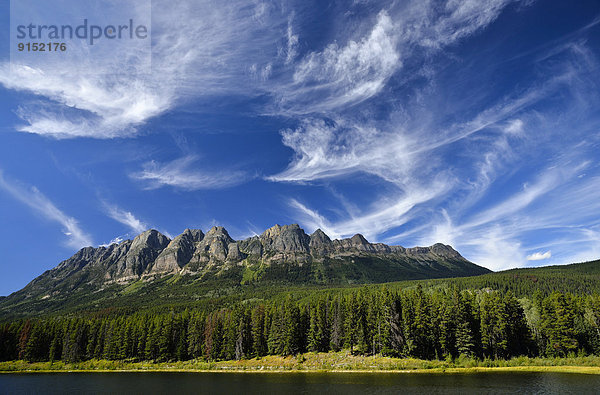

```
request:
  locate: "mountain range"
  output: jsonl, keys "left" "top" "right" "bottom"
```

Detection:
{"left": 0, "top": 224, "right": 490, "bottom": 317}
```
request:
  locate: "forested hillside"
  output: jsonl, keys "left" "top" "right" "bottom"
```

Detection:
{"left": 2, "top": 286, "right": 599, "bottom": 363}
{"left": 417, "top": 259, "right": 600, "bottom": 296}
{"left": 2, "top": 259, "right": 599, "bottom": 364}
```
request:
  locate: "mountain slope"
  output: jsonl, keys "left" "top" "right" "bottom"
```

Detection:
{"left": 0, "top": 224, "right": 490, "bottom": 317}
{"left": 422, "top": 258, "right": 600, "bottom": 297}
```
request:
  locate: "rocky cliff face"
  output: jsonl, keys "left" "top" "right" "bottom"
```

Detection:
{"left": 13, "top": 224, "right": 490, "bottom": 298}
{"left": 112, "top": 229, "right": 170, "bottom": 281}
{"left": 184, "top": 226, "right": 236, "bottom": 273}
{"left": 260, "top": 224, "right": 311, "bottom": 253}
{"left": 149, "top": 229, "right": 204, "bottom": 275}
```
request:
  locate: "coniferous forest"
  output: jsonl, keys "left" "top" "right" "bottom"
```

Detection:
{"left": 2, "top": 285, "right": 600, "bottom": 364}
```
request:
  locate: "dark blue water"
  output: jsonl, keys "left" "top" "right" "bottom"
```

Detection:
{"left": 1, "top": 372, "right": 599, "bottom": 394}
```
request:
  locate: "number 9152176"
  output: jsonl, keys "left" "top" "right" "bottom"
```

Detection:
{"left": 17, "top": 42, "right": 67, "bottom": 52}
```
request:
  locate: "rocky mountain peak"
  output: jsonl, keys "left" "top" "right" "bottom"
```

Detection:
{"left": 109, "top": 230, "right": 171, "bottom": 280}
{"left": 310, "top": 229, "right": 332, "bottom": 245}
{"left": 347, "top": 233, "right": 375, "bottom": 252}
{"left": 206, "top": 226, "right": 231, "bottom": 239}
{"left": 261, "top": 223, "right": 310, "bottom": 253}
{"left": 130, "top": 229, "right": 170, "bottom": 251}
{"left": 192, "top": 226, "right": 235, "bottom": 263}
{"left": 150, "top": 229, "right": 203, "bottom": 274}
{"left": 309, "top": 229, "right": 333, "bottom": 254}
{"left": 350, "top": 233, "right": 369, "bottom": 245}
{"left": 261, "top": 224, "right": 283, "bottom": 239}
{"left": 182, "top": 228, "right": 205, "bottom": 242}
{"left": 430, "top": 243, "right": 462, "bottom": 259}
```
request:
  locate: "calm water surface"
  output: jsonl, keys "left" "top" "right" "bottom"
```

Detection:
{"left": 1, "top": 372, "right": 599, "bottom": 394}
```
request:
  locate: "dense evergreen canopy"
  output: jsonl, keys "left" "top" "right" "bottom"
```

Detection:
{"left": 2, "top": 260, "right": 599, "bottom": 363}
{"left": 2, "top": 287, "right": 599, "bottom": 363}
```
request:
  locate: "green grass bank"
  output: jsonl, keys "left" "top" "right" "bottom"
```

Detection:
{"left": 2, "top": 352, "right": 600, "bottom": 374}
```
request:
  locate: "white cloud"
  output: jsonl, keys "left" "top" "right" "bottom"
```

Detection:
{"left": 273, "top": 0, "right": 520, "bottom": 114}
{"left": 0, "top": 170, "right": 92, "bottom": 249}
{"left": 465, "top": 228, "right": 528, "bottom": 271}
{"left": 463, "top": 168, "right": 565, "bottom": 229}
{"left": 556, "top": 228, "right": 600, "bottom": 264}
{"left": 130, "top": 155, "right": 248, "bottom": 190}
{"left": 289, "top": 176, "right": 449, "bottom": 242}
{"left": 504, "top": 119, "right": 524, "bottom": 135}
{"left": 0, "top": 0, "right": 289, "bottom": 139}
{"left": 268, "top": 118, "right": 418, "bottom": 185}
{"left": 0, "top": 64, "right": 169, "bottom": 139}
{"left": 275, "top": 18, "right": 600, "bottom": 272}
{"left": 417, "top": 163, "right": 599, "bottom": 270}
{"left": 289, "top": 199, "right": 342, "bottom": 240}
{"left": 285, "top": 15, "right": 299, "bottom": 65}
{"left": 0, "top": 1, "right": 523, "bottom": 138}
{"left": 418, "top": 0, "right": 517, "bottom": 48}
{"left": 100, "top": 236, "right": 124, "bottom": 248}
{"left": 269, "top": 82, "right": 561, "bottom": 253}
{"left": 269, "top": 62, "right": 565, "bottom": 188}
{"left": 103, "top": 203, "right": 148, "bottom": 234}
{"left": 283, "top": 11, "right": 399, "bottom": 112}
{"left": 527, "top": 251, "right": 552, "bottom": 261}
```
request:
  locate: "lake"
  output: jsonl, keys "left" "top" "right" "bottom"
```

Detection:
{"left": 1, "top": 372, "right": 599, "bottom": 394}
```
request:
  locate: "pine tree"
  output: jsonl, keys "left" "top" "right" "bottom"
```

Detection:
{"left": 436, "top": 292, "right": 454, "bottom": 359}
{"left": 329, "top": 296, "right": 345, "bottom": 352}
{"left": 307, "top": 305, "right": 320, "bottom": 352}
{"left": 174, "top": 313, "right": 189, "bottom": 361}
{"left": 344, "top": 295, "right": 360, "bottom": 353}
{"left": 235, "top": 309, "right": 252, "bottom": 360}
{"left": 540, "top": 293, "right": 579, "bottom": 357}
{"left": 18, "top": 320, "right": 32, "bottom": 360}
{"left": 251, "top": 305, "right": 267, "bottom": 357}
{"left": 94, "top": 320, "right": 107, "bottom": 359}
{"left": 283, "top": 299, "right": 302, "bottom": 355}
{"left": 187, "top": 312, "right": 206, "bottom": 359}
{"left": 267, "top": 306, "right": 285, "bottom": 355}
{"left": 403, "top": 286, "right": 436, "bottom": 359}
{"left": 145, "top": 318, "right": 161, "bottom": 361}
{"left": 204, "top": 312, "right": 224, "bottom": 361}
{"left": 389, "top": 295, "right": 405, "bottom": 356}
{"left": 455, "top": 291, "right": 477, "bottom": 358}
{"left": 503, "top": 291, "right": 533, "bottom": 358}
{"left": 48, "top": 321, "right": 64, "bottom": 363}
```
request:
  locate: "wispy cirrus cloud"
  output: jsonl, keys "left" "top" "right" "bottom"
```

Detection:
{"left": 461, "top": 166, "right": 572, "bottom": 230}
{"left": 269, "top": 78, "right": 569, "bottom": 256}
{"left": 0, "top": 62, "right": 169, "bottom": 139}
{"left": 273, "top": 4, "right": 600, "bottom": 271}
{"left": 0, "top": 0, "right": 289, "bottom": 139}
{"left": 414, "top": 0, "right": 518, "bottom": 48}
{"left": 272, "top": 0, "right": 521, "bottom": 114}
{"left": 288, "top": 175, "right": 450, "bottom": 242}
{"left": 267, "top": 118, "right": 418, "bottom": 185}
{"left": 0, "top": 170, "right": 92, "bottom": 248}
{"left": 280, "top": 11, "right": 399, "bottom": 113}
{"left": 0, "top": 0, "right": 525, "bottom": 139}
{"left": 417, "top": 162, "right": 600, "bottom": 271}
{"left": 102, "top": 202, "right": 148, "bottom": 234}
{"left": 130, "top": 155, "right": 248, "bottom": 190}
{"left": 268, "top": 50, "right": 570, "bottom": 188}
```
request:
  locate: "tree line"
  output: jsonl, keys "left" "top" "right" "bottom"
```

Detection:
{"left": 1, "top": 286, "right": 600, "bottom": 363}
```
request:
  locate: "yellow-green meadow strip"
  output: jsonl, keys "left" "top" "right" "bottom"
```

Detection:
{"left": 1, "top": 352, "right": 600, "bottom": 374}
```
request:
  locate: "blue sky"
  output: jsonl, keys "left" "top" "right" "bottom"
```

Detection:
{"left": 1, "top": 0, "right": 599, "bottom": 295}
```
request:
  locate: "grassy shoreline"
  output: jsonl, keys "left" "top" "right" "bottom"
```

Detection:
{"left": 2, "top": 352, "right": 600, "bottom": 374}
